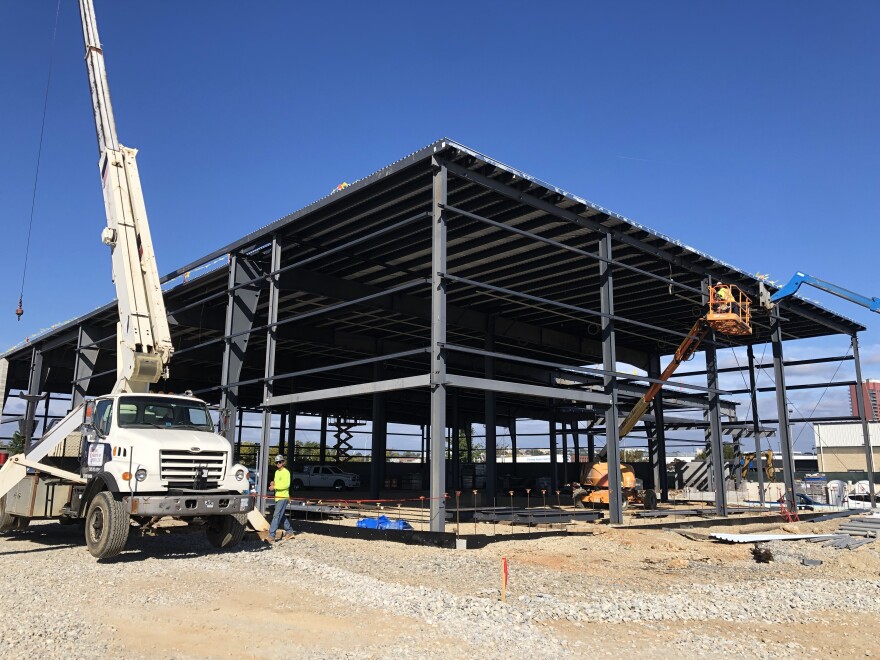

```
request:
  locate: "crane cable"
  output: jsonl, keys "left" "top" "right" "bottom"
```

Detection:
{"left": 17, "top": 0, "right": 63, "bottom": 321}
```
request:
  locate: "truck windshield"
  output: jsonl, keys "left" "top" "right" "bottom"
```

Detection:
{"left": 116, "top": 397, "right": 214, "bottom": 432}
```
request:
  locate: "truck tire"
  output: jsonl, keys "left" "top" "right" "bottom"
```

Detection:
{"left": 12, "top": 516, "right": 30, "bottom": 530}
{"left": 0, "top": 496, "right": 19, "bottom": 533}
{"left": 85, "top": 491, "right": 130, "bottom": 559}
{"left": 333, "top": 479, "right": 345, "bottom": 492}
{"left": 206, "top": 513, "right": 247, "bottom": 549}
{"left": 643, "top": 489, "right": 658, "bottom": 510}
{"left": 292, "top": 479, "right": 304, "bottom": 491}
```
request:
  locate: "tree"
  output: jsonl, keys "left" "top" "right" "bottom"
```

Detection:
{"left": 620, "top": 449, "right": 647, "bottom": 463}
{"left": 4, "top": 431, "right": 25, "bottom": 455}
{"left": 695, "top": 443, "right": 738, "bottom": 460}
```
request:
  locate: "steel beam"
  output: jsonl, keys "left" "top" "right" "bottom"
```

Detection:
{"left": 599, "top": 234, "right": 623, "bottom": 523}
{"left": 549, "top": 409, "right": 558, "bottom": 493}
{"left": 430, "top": 158, "right": 448, "bottom": 532}
{"left": 444, "top": 375, "right": 609, "bottom": 404}
{"left": 770, "top": 310, "right": 797, "bottom": 512}
{"left": 851, "top": 334, "right": 877, "bottom": 508}
{"left": 265, "top": 375, "right": 431, "bottom": 407}
{"left": 258, "top": 238, "right": 281, "bottom": 514}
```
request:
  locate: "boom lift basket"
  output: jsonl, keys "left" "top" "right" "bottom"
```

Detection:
{"left": 707, "top": 284, "right": 752, "bottom": 336}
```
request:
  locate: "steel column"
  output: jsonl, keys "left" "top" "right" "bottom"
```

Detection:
{"left": 319, "top": 413, "right": 328, "bottom": 464}
{"left": 599, "top": 234, "right": 623, "bottom": 523}
{"left": 484, "top": 316, "right": 497, "bottom": 503}
{"left": 770, "top": 310, "right": 798, "bottom": 512}
{"left": 746, "top": 345, "right": 766, "bottom": 506}
{"left": 851, "top": 334, "right": 877, "bottom": 508}
{"left": 510, "top": 417, "right": 518, "bottom": 472}
{"left": 71, "top": 325, "right": 100, "bottom": 409}
{"left": 258, "top": 238, "right": 281, "bottom": 514}
{"left": 24, "top": 347, "right": 45, "bottom": 449}
{"left": 220, "top": 253, "right": 263, "bottom": 444}
{"left": 370, "top": 363, "right": 387, "bottom": 498}
{"left": 704, "top": 332, "right": 728, "bottom": 516}
{"left": 429, "top": 158, "right": 448, "bottom": 532}
{"left": 648, "top": 353, "right": 669, "bottom": 502}
{"left": 549, "top": 410, "right": 559, "bottom": 493}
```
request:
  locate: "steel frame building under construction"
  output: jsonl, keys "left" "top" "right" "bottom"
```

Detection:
{"left": 1, "top": 139, "right": 875, "bottom": 530}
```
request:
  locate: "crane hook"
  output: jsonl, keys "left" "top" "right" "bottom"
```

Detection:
{"left": 16, "top": 297, "right": 24, "bottom": 321}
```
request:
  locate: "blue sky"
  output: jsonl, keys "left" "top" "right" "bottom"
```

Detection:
{"left": 1, "top": 2, "right": 878, "bottom": 450}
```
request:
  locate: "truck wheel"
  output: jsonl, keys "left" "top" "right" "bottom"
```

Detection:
{"left": 333, "top": 479, "right": 345, "bottom": 492}
{"left": 206, "top": 513, "right": 247, "bottom": 549}
{"left": 85, "top": 491, "right": 130, "bottom": 559}
{"left": 12, "top": 516, "right": 30, "bottom": 530}
{"left": 643, "top": 489, "right": 658, "bottom": 510}
{"left": 292, "top": 479, "right": 304, "bottom": 491}
{"left": 0, "top": 496, "right": 20, "bottom": 533}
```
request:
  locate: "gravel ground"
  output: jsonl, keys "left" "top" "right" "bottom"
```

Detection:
{"left": 1, "top": 518, "right": 879, "bottom": 659}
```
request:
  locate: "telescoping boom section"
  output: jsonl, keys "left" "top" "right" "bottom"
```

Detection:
{"left": 80, "top": 0, "right": 173, "bottom": 393}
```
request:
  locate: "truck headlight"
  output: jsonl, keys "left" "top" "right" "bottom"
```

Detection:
{"left": 235, "top": 469, "right": 245, "bottom": 481}
{"left": 135, "top": 468, "right": 148, "bottom": 482}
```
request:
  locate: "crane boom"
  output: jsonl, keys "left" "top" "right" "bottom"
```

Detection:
{"left": 79, "top": 0, "right": 173, "bottom": 392}
{"left": 764, "top": 272, "right": 880, "bottom": 313}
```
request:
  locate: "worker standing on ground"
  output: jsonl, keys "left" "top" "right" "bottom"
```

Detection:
{"left": 267, "top": 455, "right": 293, "bottom": 544}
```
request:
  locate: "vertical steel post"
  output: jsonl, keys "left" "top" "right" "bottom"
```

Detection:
{"left": 429, "top": 158, "right": 448, "bottom": 532}
{"left": 648, "top": 353, "right": 669, "bottom": 502}
{"left": 71, "top": 326, "right": 100, "bottom": 410}
{"left": 572, "top": 422, "right": 580, "bottom": 471}
{"left": 746, "top": 345, "right": 766, "bottom": 506}
{"left": 599, "top": 234, "right": 623, "bottom": 523}
{"left": 286, "top": 405, "right": 296, "bottom": 464}
{"left": 510, "top": 417, "right": 518, "bottom": 472}
{"left": 705, "top": 335, "right": 728, "bottom": 516}
{"left": 258, "top": 237, "right": 281, "bottom": 514}
{"left": 588, "top": 432, "right": 595, "bottom": 462}
{"left": 702, "top": 281, "right": 728, "bottom": 516}
{"left": 370, "top": 362, "right": 387, "bottom": 498}
{"left": 23, "top": 347, "right": 44, "bottom": 449}
{"left": 319, "top": 413, "right": 328, "bottom": 464}
{"left": 549, "top": 411, "right": 559, "bottom": 493}
{"left": 852, "top": 334, "right": 877, "bottom": 508}
{"left": 484, "top": 317, "right": 497, "bottom": 504}
{"left": 770, "top": 310, "right": 797, "bottom": 513}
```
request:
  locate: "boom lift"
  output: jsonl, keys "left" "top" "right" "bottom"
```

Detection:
{"left": 0, "top": 0, "right": 264, "bottom": 558}
{"left": 578, "top": 283, "right": 752, "bottom": 508}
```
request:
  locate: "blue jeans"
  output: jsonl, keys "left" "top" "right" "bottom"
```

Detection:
{"left": 269, "top": 498, "right": 293, "bottom": 537}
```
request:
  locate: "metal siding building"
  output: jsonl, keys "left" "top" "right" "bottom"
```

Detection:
{"left": 815, "top": 422, "right": 880, "bottom": 472}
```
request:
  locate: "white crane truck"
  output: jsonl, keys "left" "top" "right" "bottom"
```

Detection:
{"left": 0, "top": 0, "right": 261, "bottom": 559}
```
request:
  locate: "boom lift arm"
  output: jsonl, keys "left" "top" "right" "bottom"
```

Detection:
{"left": 598, "top": 283, "right": 752, "bottom": 460}
{"left": 80, "top": 0, "right": 173, "bottom": 393}
{"left": 761, "top": 272, "right": 880, "bottom": 313}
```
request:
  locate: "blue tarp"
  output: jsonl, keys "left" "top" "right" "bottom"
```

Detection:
{"left": 356, "top": 515, "right": 413, "bottom": 530}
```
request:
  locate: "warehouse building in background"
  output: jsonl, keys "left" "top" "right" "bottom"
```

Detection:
{"left": 815, "top": 422, "right": 880, "bottom": 472}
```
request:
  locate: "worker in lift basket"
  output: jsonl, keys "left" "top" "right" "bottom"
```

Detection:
{"left": 266, "top": 455, "right": 293, "bottom": 544}
{"left": 714, "top": 284, "right": 733, "bottom": 314}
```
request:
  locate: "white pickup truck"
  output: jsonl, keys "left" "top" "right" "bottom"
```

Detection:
{"left": 290, "top": 465, "right": 361, "bottom": 492}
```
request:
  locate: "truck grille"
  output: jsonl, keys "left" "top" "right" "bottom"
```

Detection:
{"left": 160, "top": 450, "right": 226, "bottom": 486}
